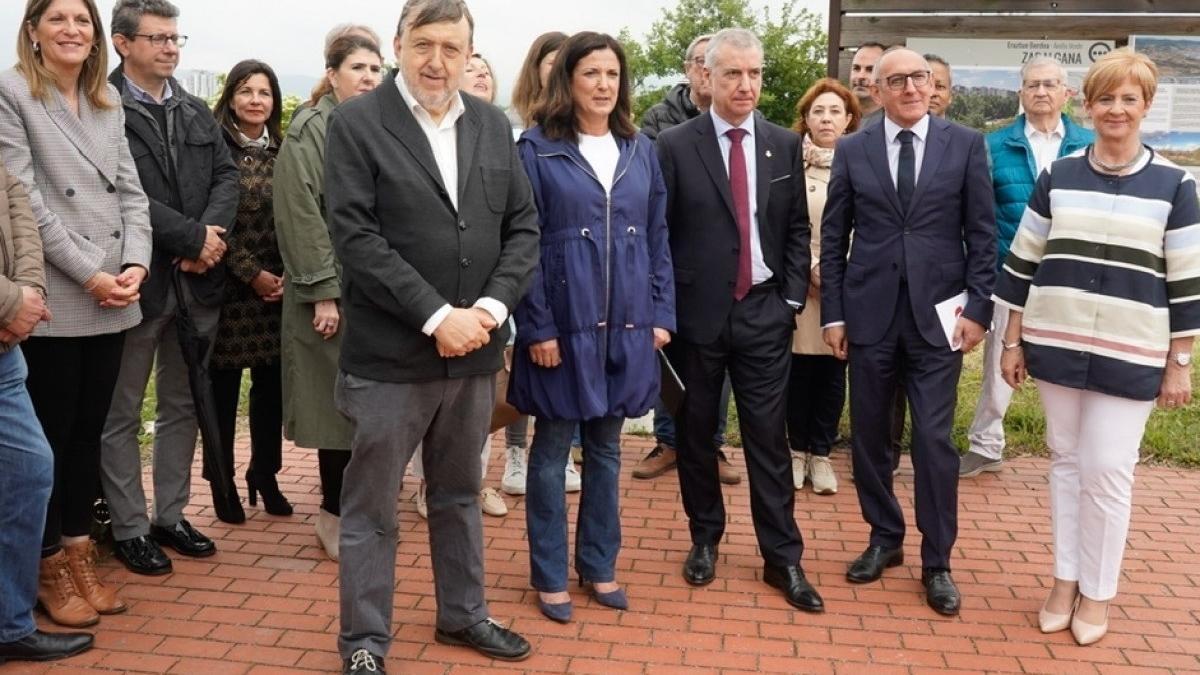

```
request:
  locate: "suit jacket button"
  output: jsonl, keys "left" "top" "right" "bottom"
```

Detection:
{"left": 106, "top": 184, "right": 116, "bottom": 194}
{"left": 460, "top": 258, "right": 471, "bottom": 268}
{"left": 112, "top": 231, "right": 121, "bottom": 239}
{"left": 458, "top": 219, "right": 467, "bottom": 230}
{"left": 458, "top": 298, "right": 469, "bottom": 308}
{"left": 65, "top": 188, "right": 75, "bottom": 197}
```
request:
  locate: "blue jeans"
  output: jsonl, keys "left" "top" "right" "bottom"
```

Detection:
{"left": 0, "top": 348, "right": 54, "bottom": 642}
{"left": 527, "top": 416, "right": 623, "bottom": 592}
{"left": 655, "top": 372, "right": 732, "bottom": 448}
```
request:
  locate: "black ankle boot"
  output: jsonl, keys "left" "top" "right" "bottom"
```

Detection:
{"left": 210, "top": 482, "right": 245, "bottom": 524}
{"left": 246, "top": 472, "right": 293, "bottom": 516}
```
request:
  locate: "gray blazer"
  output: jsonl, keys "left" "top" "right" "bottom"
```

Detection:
{"left": 0, "top": 68, "right": 152, "bottom": 337}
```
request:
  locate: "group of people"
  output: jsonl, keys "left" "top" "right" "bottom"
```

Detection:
{"left": 0, "top": 0, "right": 1195, "bottom": 672}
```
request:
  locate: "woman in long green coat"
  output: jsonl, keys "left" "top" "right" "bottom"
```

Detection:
{"left": 274, "top": 34, "right": 383, "bottom": 560}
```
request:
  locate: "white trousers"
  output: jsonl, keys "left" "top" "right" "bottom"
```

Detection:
{"left": 1037, "top": 380, "right": 1154, "bottom": 601}
{"left": 967, "top": 305, "right": 1014, "bottom": 460}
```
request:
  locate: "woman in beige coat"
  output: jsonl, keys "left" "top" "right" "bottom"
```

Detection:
{"left": 787, "top": 78, "right": 860, "bottom": 496}
{"left": 0, "top": 0, "right": 151, "bottom": 629}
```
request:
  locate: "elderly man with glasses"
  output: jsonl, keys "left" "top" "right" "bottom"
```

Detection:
{"left": 960, "top": 56, "right": 1093, "bottom": 478}
{"left": 821, "top": 47, "right": 996, "bottom": 616}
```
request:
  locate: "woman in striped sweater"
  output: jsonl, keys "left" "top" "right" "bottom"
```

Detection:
{"left": 995, "top": 48, "right": 1200, "bottom": 646}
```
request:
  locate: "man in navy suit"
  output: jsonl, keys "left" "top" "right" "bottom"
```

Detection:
{"left": 820, "top": 47, "right": 996, "bottom": 616}
{"left": 657, "top": 28, "right": 822, "bottom": 613}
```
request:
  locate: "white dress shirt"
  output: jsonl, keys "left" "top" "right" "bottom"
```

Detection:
{"left": 883, "top": 113, "right": 930, "bottom": 189}
{"left": 394, "top": 73, "right": 507, "bottom": 335}
{"left": 711, "top": 109, "right": 772, "bottom": 285}
{"left": 1025, "top": 116, "right": 1065, "bottom": 175}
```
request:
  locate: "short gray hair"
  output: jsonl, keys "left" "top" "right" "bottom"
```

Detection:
{"left": 685, "top": 33, "right": 712, "bottom": 66}
{"left": 111, "top": 0, "right": 179, "bottom": 38}
{"left": 325, "top": 23, "right": 381, "bottom": 52}
{"left": 1020, "top": 56, "right": 1068, "bottom": 85}
{"left": 396, "top": 0, "right": 474, "bottom": 43}
{"left": 704, "top": 28, "right": 762, "bottom": 70}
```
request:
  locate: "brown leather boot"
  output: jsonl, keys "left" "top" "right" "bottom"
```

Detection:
{"left": 38, "top": 550, "right": 100, "bottom": 627}
{"left": 64, "top": 539, "right": 127, "bottom": 615}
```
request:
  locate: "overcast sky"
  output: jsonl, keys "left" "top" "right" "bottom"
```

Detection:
{"left": 1, "top": 0, "right": 824, "bottom": 103}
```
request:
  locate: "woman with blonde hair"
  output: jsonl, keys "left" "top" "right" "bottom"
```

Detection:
{"left": 0, "top": 0, "right": 151, "bottom": 629}
{"left": 997, "top": 48, "right": 1200, "bottom": 645}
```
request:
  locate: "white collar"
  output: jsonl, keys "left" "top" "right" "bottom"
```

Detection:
{"left": 394, "top": 71, "right": 464, "bottom": 127}
{"left": 711, "top": 108, "right": 755, "bottom": 139}
{"left": 1024, "top": 116, "right": 1065, "bottom": 139}
{"left": 884, "top": 113, "right": 930, "bottom": 144}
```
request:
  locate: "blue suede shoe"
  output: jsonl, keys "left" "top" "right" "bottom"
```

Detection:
{"left": 579, "top": 577, "right": 629, "bottom": 610}
{"left": 537, "top": 596, "right": 573, "bottom": 623}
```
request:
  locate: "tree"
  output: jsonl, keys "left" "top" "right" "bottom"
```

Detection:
{"left": 620, "top": 0, "right": 827, "bottom": 128}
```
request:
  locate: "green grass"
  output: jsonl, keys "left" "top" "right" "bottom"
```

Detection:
{"left": 721, "top": 344, "right": 1200, "bottom": 468}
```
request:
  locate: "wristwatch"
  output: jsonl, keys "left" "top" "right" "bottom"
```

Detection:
{"left": 1172, "top": 352, "right": 1192, "bottom": 367}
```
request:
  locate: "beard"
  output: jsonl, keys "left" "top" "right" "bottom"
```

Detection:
{"left": 401, "top": 70, "right": 453, "bottom": 112}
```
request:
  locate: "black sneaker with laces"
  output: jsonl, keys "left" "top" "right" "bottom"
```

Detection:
{"left": 343, "top": 648, "right": 385, "bottom": 674}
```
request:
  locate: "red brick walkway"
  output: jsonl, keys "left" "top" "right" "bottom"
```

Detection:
{"left": 4, "top": 435, "right": 1199, "bottom": 674}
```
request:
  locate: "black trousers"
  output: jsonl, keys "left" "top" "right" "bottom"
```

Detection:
{"left": 208, "top": 360, "right": 283, "bottom": 483}
{"left": 674, "top": 285, "right": 802, "bottom": 568}
{"left": 786, "top": 354, "right": 846, "bottom": 457}
{"left": 22, "top": 333, "right": 126, "bottom": 555}
{"left": 318, "top": 449, "right": 350, "bottom": 515}
{"left": 848, "top": 284, "right": 962, "bottom": 570}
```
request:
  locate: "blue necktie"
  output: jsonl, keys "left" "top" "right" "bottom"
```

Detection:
{"left": 897, "top": 129, "right": 915, "bottom": 214}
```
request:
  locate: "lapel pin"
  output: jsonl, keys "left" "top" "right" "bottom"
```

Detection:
{"left": 765, "top": 150, "right": 773, "bottom": 158}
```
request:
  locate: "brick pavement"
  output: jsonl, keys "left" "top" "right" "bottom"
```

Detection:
{"left": 3, "top": 434, "right": 1199, "bottom": 674}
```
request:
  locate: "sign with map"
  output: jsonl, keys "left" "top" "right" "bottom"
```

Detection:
{"left": 906, "top": 38, "right": 1115, "bottom": 133}
{"left": 1130, "top": 35, "right": 1200, "bottom": 172}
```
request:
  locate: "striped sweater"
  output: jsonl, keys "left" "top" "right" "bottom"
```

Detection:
{"left": 993, "top": 146, "right": 1200, "bottom": 401}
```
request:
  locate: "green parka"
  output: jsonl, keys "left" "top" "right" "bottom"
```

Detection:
{"left": 274, "top": 94, "right": 352, "bottom": 450}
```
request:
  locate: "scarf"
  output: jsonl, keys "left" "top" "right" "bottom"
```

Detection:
{"left": 803, "top": 135, "right": 835, "bottom": 169}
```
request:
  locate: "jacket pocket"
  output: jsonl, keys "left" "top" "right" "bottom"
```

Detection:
{"left": 481, "top": 168, "right": 510, "bottom": 213}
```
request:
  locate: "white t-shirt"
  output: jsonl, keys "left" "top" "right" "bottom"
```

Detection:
{"left": 578, "top": 132, "right": 620, "bottom": 194}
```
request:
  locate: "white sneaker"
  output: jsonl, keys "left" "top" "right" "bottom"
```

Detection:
{"left": 564, "top": 458, "right": 582, "bottom": 493}
{"left": 501, "top": 446, "right": 527, "bottom": 496}
{"left": 808, "top": 455, "right": 838, "bottom": 495}
{"left": 479, "top": 488, "right": 508, "bottom": 517}
{"left": 791, "top": 452, "right": 809, "bottom": 490}
{"left": 415, "top": 480, "right": 428, "bottom": 519}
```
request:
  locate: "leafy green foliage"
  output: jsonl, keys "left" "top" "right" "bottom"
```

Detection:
{"left": 620, "top": 0, "right": 827, "bottom": 128}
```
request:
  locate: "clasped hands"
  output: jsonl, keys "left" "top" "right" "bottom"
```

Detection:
{"left": 0, "top": 286, "right": 52, "bottom": 345}
{"left": 434, "top": 307, "right": 498, "bottom": 358}
{"left": 179, "top": 225, "right": 227, "bottom": 274}
{"left": 84, "top": 265, "right": 147, "bottom": 309}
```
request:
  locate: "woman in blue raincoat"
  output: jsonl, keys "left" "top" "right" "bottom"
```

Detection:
{"left": 509, "top": 31, "right": 675, "bottom": 623}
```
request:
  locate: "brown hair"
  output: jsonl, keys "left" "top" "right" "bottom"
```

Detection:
{"left": 534, "top": 32, "right": 636, "bottom": 142}
{"left": 309, "top": 34, "right": 382, "bottom": 107}
{"left": 1082, "top": 47, "right": 1158, "bottom": 104}
{"left": 791, "top": 78, "right": 861, "bottom": 137}
{"left": 511, "top": 31, "right": 567, "bottom": 127}
{"left": 16, "top": 0, "right": 114, "bottom": 109}
{"left": 213, "top": 59, "right": 284, "bottom": 147}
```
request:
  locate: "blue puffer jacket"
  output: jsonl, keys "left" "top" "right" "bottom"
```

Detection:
{"left": 509, "top": 126, "right": 676, "bottom": 421}
{"left": 988, "top": 114, "right": 1092, "bottom": 270}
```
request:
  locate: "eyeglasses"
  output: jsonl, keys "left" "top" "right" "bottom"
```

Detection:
{"left": 129, "top": 33, "right": 188, "bottom": 48}
{"left": 1022, "top": 79, "right": 1061, "bottom": 92}
{"left": 688, "top": 56, "right": 706, "bottom": 67}
{"left": 880, "top": 70, "right": 930, "bottom": 91}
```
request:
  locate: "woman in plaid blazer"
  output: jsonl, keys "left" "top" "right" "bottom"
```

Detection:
{"left": 0, "top": 0, "right": 151, "bottom": 630}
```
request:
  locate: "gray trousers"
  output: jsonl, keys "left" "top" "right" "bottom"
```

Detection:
{"left": 335, "top": 370, "right": 493, "bottom": 659}
{"left": 100, "top": 284, "right": 220, "bottom": 541}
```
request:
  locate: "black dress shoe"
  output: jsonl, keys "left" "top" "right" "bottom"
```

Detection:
{"left": 922, "top": 568, "right": 961, "bottom": 616}
{"left": 343, "top": 648, "right": 385, "bottom": 674}
{"left": 114, "top": 535, "right": 173, "bottom": 576}
{"left": 434, "top": 618, "right": 531, "bottom": 662}
{"left": 846, "top": 545, "right": 904, "bottom": 583}
{"left": 150, "top": 519, "right": 216, "bottom": 558}
{"left": 763, "top": 564, "right": 825, "bottom": 613}
{"left": 0, "top": 629, "right": 94, "bottom": 664}
{"left": 683, "top": 544, "right": 717, "bottom": 586}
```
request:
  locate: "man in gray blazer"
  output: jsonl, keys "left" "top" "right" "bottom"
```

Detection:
{"left": 325, "top": 1, "right": 539, "bottom": 672}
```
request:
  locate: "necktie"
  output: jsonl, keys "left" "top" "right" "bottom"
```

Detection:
{"left": 897, "top": 129, "right": 915, "bottom": 214}
{"left": 726, "top": 128, "right": 752, "bottom": 301}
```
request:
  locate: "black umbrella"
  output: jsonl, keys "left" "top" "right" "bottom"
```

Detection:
{"left": 172, "top": 267, "right": 231, "bottom": 501}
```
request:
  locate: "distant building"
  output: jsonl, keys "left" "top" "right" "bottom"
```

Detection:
{"left": 177, "top": 69, "right": 222, "bottom": 100}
